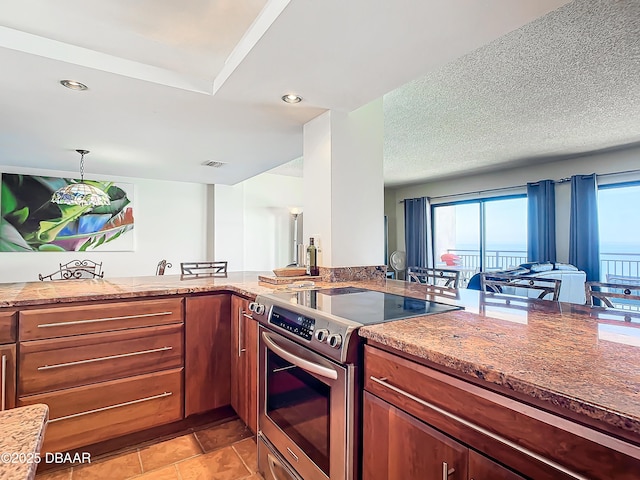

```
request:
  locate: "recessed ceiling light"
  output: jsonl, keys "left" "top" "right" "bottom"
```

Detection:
{"left": 282, "top": 94, "right": 302, "bottom": 104}
{"left": 60, "top": 80, "right": 88, "bottom": 91}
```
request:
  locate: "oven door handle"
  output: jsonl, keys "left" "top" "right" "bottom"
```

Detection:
{"left": 262, "top": 331, "right": 338, "bottom": 380}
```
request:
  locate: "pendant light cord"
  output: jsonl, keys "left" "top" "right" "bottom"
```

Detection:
{"left": 79, "top": 152, "right": 85, "bottom": 182}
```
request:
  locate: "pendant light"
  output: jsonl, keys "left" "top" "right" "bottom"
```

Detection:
{"left": 51, "top": 149, "right": 110, "bottom": 207}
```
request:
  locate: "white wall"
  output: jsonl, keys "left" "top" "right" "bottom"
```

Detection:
{"left": 389, "top": 145, "right": 640, "bottom": 264}
{"left": 303, "top": 101, "right": 385, "bottom": 267}
{"left": 0, "top": 168, "right": 210, "bottom": 283}
{"left": 215, "top": 172, "right": 304, "bottom": 272}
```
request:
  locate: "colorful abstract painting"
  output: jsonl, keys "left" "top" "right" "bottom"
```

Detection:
{"left": 0, "top": 173, "right": 134, "bottom": 252}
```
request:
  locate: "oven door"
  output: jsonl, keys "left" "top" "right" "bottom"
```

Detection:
{"left": 259, "top": 325, "right": 354, "bottom": 480}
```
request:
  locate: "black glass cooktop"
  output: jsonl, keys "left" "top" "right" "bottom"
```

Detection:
{"left": 268, "top": 286, "right": 461, "bottom": 325}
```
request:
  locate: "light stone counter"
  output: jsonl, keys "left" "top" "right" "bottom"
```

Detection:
{"left": 0, "top": 404, "right": 48, "bottom": 480}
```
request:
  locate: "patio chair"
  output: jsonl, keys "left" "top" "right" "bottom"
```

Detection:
{"left": 585, "top": 281, "right": 640, "bottom": 310}
{"left": 180, "top": 261, "right": 228, "bottom": 277}
{"left": 39, "top": 259, "right": 104, "bottom": 281}
{"left": 480, "top": 273, "right": 561, "bottom": 301}
{"left": 407, "top": 266, "right": 461, "bottom": 288}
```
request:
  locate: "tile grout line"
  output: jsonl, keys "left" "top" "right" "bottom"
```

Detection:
{"left": 232, "top": 439, "right": 255, "bottom": 476}
{"left": 191, "top": 432, "right": 206, "bottom": 455}
{"left": 174, "top": 463, "right": 183, "bottom": 480}
{"left": 136, "top": 448, "right": 144, "bottom": 474}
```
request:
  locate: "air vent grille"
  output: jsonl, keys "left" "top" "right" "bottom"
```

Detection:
{"left": 201, "top": 161, "right": 226, "bottom": 168}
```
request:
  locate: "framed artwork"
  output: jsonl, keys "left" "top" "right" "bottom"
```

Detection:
{"left": 0, "top": 173, "right": 134, "bottom": 252}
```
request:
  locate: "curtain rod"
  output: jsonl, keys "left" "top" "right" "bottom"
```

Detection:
{"left": 398, "top": 168, "right": 640, "bottom": 203}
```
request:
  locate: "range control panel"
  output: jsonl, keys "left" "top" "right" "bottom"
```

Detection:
{"left": 270, "top": 306, "right": 315, "bottom": 341}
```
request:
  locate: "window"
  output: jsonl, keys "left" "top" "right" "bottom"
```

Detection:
{"left": 598, "top": 182, "right": 640, "bottom": 281}
{"left": 432, "top": 196, "right": 527, "bottom": 284}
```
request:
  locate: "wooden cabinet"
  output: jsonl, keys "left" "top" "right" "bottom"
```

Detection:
{"left": 17, "top": 298, "right": 185, "bottom": 453}
{"left": 1, "top": 343, "right": 16, "bottom": 411}
{"left": 468, "top": 451, "right": 525, "bottom": 480}
{"left": 363, "top": 391, "right": 468, "bottom": 480}
{"left": 184, "top": 294, "right": 231, "bottom": 416}
{"left": 230, "top": 295, "right": 258, "bottom": 433}
{"left": 0, "top": 310, "right": 16, "bottom": 410}
{"left": 364, "top": 345, "right": 640, "bottom": 480}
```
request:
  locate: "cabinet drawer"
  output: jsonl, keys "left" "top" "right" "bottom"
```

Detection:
{"left": 19, "top": 368, "right": 183, "bottom": 453}
{"left": 20, "top": 324, "right": 183, "bottom": 395}
{"left": 0, "top": 311, "right": 16, "bottom": 343}
{"left": 364, "top": 345, "right": 640, "bottom": 480}
{"left": 19, "top": 298, "right": 183, "bottom": 340}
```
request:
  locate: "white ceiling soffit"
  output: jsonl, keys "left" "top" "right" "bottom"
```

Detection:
{"left": 0, "top": 0, "right": 568, "bottom": 185}
{"left": 383, "top": 0, "right": 640, "bottom": 187}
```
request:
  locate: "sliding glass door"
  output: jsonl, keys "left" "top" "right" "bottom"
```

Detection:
{"left": 432, "top": 196, "right": 527, "bottom": 285}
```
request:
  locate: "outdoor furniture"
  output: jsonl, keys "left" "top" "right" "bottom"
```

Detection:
{"left": 480, "top": 272, "right": 561, "bottom": 301}
{"left": 407, "top": 266, "right": 461, "bottom": 288}
{"left": 156, "top": 259, "right": 172, "bottom": 275}
{"left": 180, "top": 261, "right": 228, "bottom": 277}
{"left": 585, "top": 281, "right": 640, "bottom": 310}
{"left": 440, "top": 253, "right": 461, "bottom": 266}
{"left": 39, "top": 259, "right": 104, "bottom": 281}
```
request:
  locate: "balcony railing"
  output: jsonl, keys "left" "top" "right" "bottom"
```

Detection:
{"left": 443, "top": 249, "right": 640, "bottom": 285}
{"left": 600, "top": 252, "right": 640, "bottom": 280}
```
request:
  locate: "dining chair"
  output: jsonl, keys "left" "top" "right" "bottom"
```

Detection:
{"left": 156, "top": 259, "right": 172, "bottom": 275}
{"left": 585, "top": 281, "right": 640, "bottom": 310}
{"left": 480, "top": 273, "right": 561, "bottom": 301}
{"left": 180, "top": 261, "right": 228, "bottom": 277}
{"left": 407, "top": 266, "right": 461, "bottom": 288}
{"left": 39, "top": 259, "right": 104, "bottom": 281}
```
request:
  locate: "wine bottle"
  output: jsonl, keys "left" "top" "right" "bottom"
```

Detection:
{"left": 306, "top": 238, "right": 319, "bottom": 276}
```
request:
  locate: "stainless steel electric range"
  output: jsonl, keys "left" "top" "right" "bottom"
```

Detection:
{"left": 249, "top": 286, "right": 461, "bottom": 480}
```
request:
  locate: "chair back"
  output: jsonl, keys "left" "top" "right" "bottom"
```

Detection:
{"left": 180, "top": 261, "right": 228, "bottom": 277}
{"left": 480, "top": 273, "right": 561, "bottom": 301}
{"left": 408, "top": 266, "right": 460, "bottom": 288}
{"left": 39, "top": 259, "right": 104, "bottom": 281}
{"left": 585, "top": 281, "right": 640, "bottom": 310}
{"left": 156, "top": 259, "right": 172, "bottom": 275}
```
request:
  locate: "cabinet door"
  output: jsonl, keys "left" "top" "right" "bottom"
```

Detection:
{"left": 230, "top": 295, "right": 258, "bottom": 433}
{"left": 0, "top": 344, "right": 16, "bottom": 410}
{"left": 185, "top": 295, "right": 231, "bottom": 416}
{"left": 469, "top": 450, "right": 525, "bottom": 480}
{"left": 363, "top": 391, "right": 468, "bottom": 480}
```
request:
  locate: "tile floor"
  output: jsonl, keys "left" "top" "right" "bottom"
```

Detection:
{"left": 36, "top": 419, "right": 264, "bottom": 480}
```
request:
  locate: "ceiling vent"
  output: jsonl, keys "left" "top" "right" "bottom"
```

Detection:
{"left": 201, "top": 160, "right": 226, "bottom": 168}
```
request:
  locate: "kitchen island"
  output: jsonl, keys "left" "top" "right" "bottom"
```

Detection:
{"left": 1, "top": 274, "right": 639, "bottom": 478}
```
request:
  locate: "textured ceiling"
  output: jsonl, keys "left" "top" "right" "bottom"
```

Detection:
{"left": 383, "top": 0, "right": 640, "bottom": 187}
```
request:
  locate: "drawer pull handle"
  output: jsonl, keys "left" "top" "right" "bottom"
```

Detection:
{"left": 49, "top": 391, "right": 173, "bottom": 423}
{"left": 369, "top": 376, "right": 589, "bottom": 480}
{"left": 238, "top": 308, "right": 244, "bottom": 357}
{"left": 242, "top": 313, "right": 253, "bottom": 319}
{"left": 1, "top": 354, "right": 6, "bottom": 411}
{"left": 38, "top": 346, "right": 173, "bottom": 370}
{"left": 442, "top": 462, "right": 455, "bottom": 479}
{"left": 37, "top": 311, "right": 174, "bottom": 328}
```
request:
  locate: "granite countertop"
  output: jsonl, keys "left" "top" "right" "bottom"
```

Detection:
{"left": 0, "top": 404, "right": 48, "bottom": 480}
{"left": 359, "top": 281, "right": 640, "bottom": 439}
{"left": 1, "top": 274, "right": 639, "bottom": 442}
{"left": 0, "top": 272, "right": 278, "bottom": 308}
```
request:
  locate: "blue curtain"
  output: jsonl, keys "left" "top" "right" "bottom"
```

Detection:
{"left": 527, "top": 180, "right": 556, "bottom": 263}
{"left": 569, "top": 174, "right": 600, "bottom": 281}
{"left": 404, "top": 197, "right": 428, "bottom": 269}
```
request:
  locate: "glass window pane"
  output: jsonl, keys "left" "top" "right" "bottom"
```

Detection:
{"left": 599, "top": 184, "right": 640, "bottom": 281}
{"left": 433, "top": 203, "right": 480, "bottom": 285}
{"left": 484, "top": 198, "right": 528, "bottom": 271}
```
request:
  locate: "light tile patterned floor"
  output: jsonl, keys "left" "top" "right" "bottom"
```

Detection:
{"left": 36, "top": 419, "right": 263, "bottom": 480}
